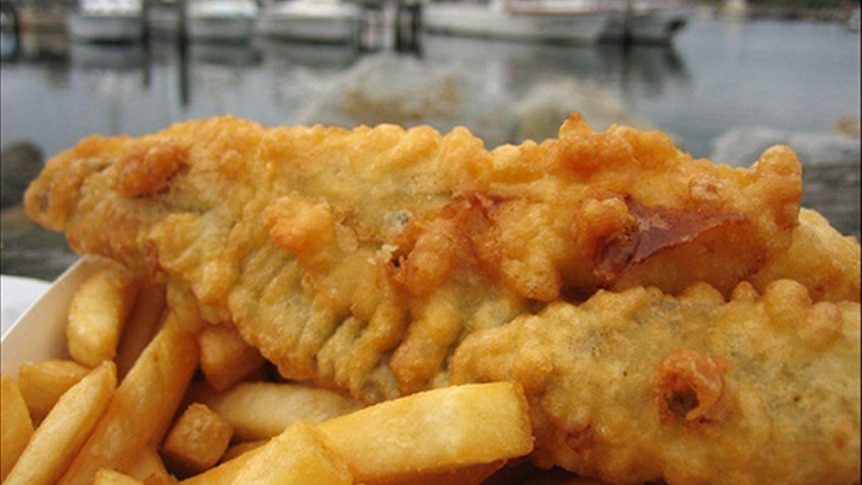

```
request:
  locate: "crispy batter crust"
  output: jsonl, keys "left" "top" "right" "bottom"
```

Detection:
{"left": 23, "top": 115, "right": 861, "bottom": 483}
{"left": 451, "top": 281, "right": 861, "bottom": 485}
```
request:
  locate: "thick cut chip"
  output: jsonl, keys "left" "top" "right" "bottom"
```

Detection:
{"left": 58, "top": 315, "right": 199, "bottom": 485}
{"left": 220, "top": 440, "right": 265, "bottom": 462}
{"left": 372, "top": 460, "right": 506, "bottom": 485}
{"left": 191, "top": 381, "right": 364, "bottom": 441}
{"left": 126, "top": 446, "right": 176, "bottom": 485}
{"left": 317, "top": 381, "right": 533, "bottom": 484}
{"left": 66, "top": 261, "right": 140, "bottom": 367}
{"left": 198, "top": 324, "right": 266, "bottom": 392}
{"left": 4, "top": 361, "right": 116, "bottom": 485}
{"left": 228, "top": 420, "right": 352, "bottom": 485}
{"left": 17, "top": 359, "right": 90, "bottom": 423}
{"left": 94, "top": 469, "right": 145, "bottom": 485}
{"left": 162, "top": 403, "right": 234, "bottom": 477}
{"left": 1, "top": 374, "right": 34, "bottom": 481}
{"left": 116, "top": 283, "right": 167, "bottom": 379}
{"left": 182, "top": 383, "right": 529, "bottom": 485}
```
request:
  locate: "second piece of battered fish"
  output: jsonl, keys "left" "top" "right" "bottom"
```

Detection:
{"left": 452, "top": 279, "right": 860, "bottom": 485}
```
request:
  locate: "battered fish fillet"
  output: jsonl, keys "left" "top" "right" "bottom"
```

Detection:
{"left": 451, "top": 280, "right": 860, "bottom": 485}
{"left": 23, "top": 115, "right": 861, "bottom": 483}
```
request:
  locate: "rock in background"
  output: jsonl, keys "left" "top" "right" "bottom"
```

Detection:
{"left": 294, "top": 53, "right": 519, "bottom": 148}
{"left": 1, "top": 141, "right": 43, "bottom": 209}
{"left": 1, "top": 141, "right": 77, "bottom": 280}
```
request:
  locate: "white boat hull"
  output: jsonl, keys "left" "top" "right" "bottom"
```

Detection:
{"left": 256, "top": 3, "right": 361, "bottom": 43}
{"left": 187, "top": 16, "right": 256, "bottom": 41}
{"left": 422, "top": 2, "right": 609, "bottom": 45}
{"left": 67, "top": 12, "right": 143, "bottom": 42}
{"left": 186, "top": 0, "right": 258, "bottom": 42}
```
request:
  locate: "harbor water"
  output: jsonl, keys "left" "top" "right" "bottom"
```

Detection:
{"left": 1, "top": 13, "right": 860, "bottom": 280}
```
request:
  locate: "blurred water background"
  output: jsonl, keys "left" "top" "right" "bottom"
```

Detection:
{"left": 1, "top": 2, "right": 860, "bottom": 280}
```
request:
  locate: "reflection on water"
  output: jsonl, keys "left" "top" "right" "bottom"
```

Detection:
{"left": 4, "top": 34, "right": 683, "bottom": 157}
{"left": 69, "top": 41, "right": 148, "bottom": 70}
{"left": 1, "top": 17, "right": 859, "bottom": 160}
{"left": 5, "top": 32, "right": 693, "bottom": 155}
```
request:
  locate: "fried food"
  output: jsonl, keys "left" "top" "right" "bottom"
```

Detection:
{"left": 451, "top": 280, "right": 861, "bottom": 484}
{"left": 1, "top": 374, "right": 34, "bottom": 481}
{"left": 24, "top": 115, "right": 812, "bottom": 394}
{"left": 752, "top": 207, "right": 860, "bottom": 302}
{"left": 22, "top": 114, "right": 861, "bottom": 483}
{"left": 4, "top": 361, "right": 117, "bottom": 485}
{"left": 17, "top": 359, "right": 90, "bottom": 423}
{"left": 161, "top": 403, "right": 233, "bottom": 477}
{"left": 58, "top": 315, "right": 199, "bottom": 485}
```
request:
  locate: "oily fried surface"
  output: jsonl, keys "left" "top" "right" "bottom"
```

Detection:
{"left": 22, "top": 114, "right": 861, "bottom": 483}
{"left": 452, "top": 280, "right": 861, "bottom": 485}
{"left": 25, "top": 114, "right": 814, "bottom": 397}
{"left": 752, "top": 208, "right": 861, "bottom": 302}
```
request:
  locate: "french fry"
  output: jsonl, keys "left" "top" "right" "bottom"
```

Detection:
{"left": 143, "top": 475, "right": 178, "bottom": 485}
{"left": 1, "top": 374, "right": 34, "bottom": 481}
{"left": 127, "top": 446, "right": 177, "bottom": 485}
{"left": 162, "top": 403, "right": 234, "bottom": 478}
{"left": 198, "top": 324, "right": 266, "bottom": 392}
{"left": 317, "top": 381, "right": 534, "bottom": 484}
{"left": 220, "top": 440, "right": 266, "bottom": 462}
{"left": 228, "top": 420, "right": 352, "bottom": 485}
{"left": 17, "top": 359, "right": 90, "bottom": 423}
{"left": 58, "top": 314, "right": 200, "bottom": 485}
{"left": 94, "top": 469, "right": 145, "bottom": 485}
{"left": 179, "top": 421, "right": 352, "bottom": 485}
{"left": 116, "top": 283, "right": 167, "bottom": 379}
{"left": 4, "top": 361, "right": 117, "bottom": 485}
{"left": 191, "top": 381, "right": 364, "bottom": 441}
{"left": 183, "top": 382, "right": 533, "bottom": 485}
{"left": 373, "top": 460, "right": 506, "bottom": 485}
{"left": 66, "top": 262, "right": 140, "bottom": 367}
{"left": 179, "top": 451, "right": 253, "bottom": 485}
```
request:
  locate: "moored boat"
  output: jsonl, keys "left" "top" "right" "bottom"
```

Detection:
{"left": 422, "top": 0, "right": 611, "bottom": 45}
{"left": 67, "top": 0, "right": 144, "bottom": 43}
{"left": 255, "top": 0, "right": 362, "bottom": 44}
{"left": 186, "top": 0, "right": 259, "bottom": 43}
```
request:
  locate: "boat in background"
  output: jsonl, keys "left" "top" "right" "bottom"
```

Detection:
{"left": 422, "top": 0, "right": 611, "bottom": 45}
{"left": 147, "top": 0, "right": 180, "bottom": 37}
{"left": 600, "top": 0, "right": 690, "bottom": 44}
{"left": 186, "top": 0, "right": 259, "bottom": 43}
{"left": 255, "top": 0, "right": 362, "bottom": 44}
{"left": 67, "top": 0, "right": 144, "bottom": 42}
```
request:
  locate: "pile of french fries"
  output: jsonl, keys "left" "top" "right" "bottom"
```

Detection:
{"left": 1, "top": 259, "right": 535, "bottom": 485}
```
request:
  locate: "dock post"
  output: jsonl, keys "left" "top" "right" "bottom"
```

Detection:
{"left": 394, "top": 0, "right": 421, "bottom": 52}
{"left": 622, "top": 0, "right": 633, "bottom": 50}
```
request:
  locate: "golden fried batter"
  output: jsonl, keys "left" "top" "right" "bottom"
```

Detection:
{"left": 23, "top": 114, "right": 861, "bottom": 483}
{"left": 752, "top": 208, "right": 860, "bottom": 302}
{"left": 451, "top": 280, "right": 860, "bottom": 485}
